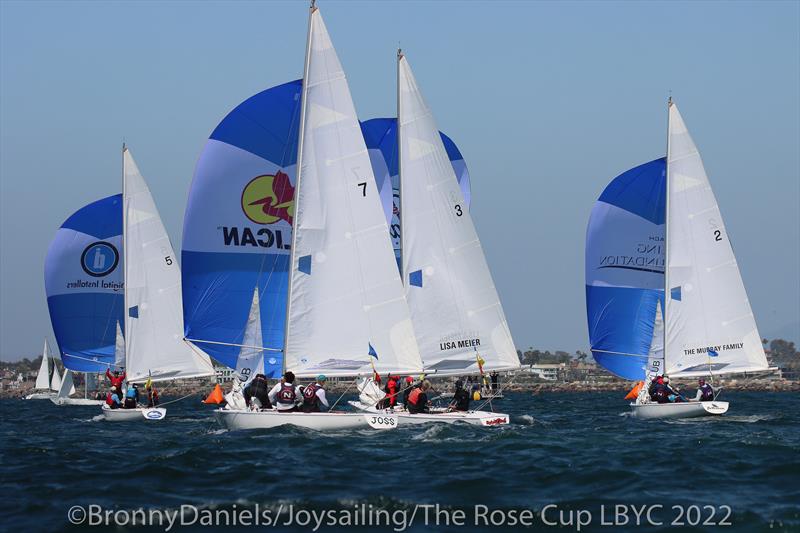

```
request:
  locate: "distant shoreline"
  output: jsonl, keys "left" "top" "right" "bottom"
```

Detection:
{"left": 3, "top": 376, "right": 796, "bottom": 400}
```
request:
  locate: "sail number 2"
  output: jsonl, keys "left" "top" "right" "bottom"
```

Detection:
{"left": 708, "top": 218, "right": 723, "bottom": 242}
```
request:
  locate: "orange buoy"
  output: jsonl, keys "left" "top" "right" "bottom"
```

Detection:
{"left": 203, "top": 383, "right": 225, "bottom": 404}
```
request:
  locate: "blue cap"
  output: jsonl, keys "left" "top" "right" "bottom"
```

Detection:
{"left": 317, "top": 374, "right": 327, "bottom": 382}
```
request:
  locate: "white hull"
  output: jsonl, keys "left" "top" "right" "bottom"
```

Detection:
{"left": 101, "top": 404, "right": 167, "bottom": 421}
{"left": 348, "top": 401, "right": 511, "bottom": 426}
{"left": 24, "top": 391, "right": 57, "bottom": 400}
{"left": 631, "top": 401, "right": 729, "bottom": 420}
{"left": 52, "top": 397, "right": 105, "bottom": 406}
{"left": 214, "top": 409, "right": 395, "bottom": 431}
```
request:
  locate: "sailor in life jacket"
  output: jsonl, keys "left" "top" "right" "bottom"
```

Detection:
{"left": 268, "top": 371, "right": 302, "bottom": 412}
{"left": 693, "top": 378, "right": 715, "bottom": 402}
{"left": 301, "top": 375, "right": 329, "bottom": 413}
{"left": 406, "top": 380, "right": 432, "bottom": 414}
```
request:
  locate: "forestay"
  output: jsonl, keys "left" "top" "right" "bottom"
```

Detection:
{"left": 44, "top": 195, "right": 124, "bottom": 372}
{"left": 397, "top": 54, "right": 518, "bottom": 376}
{"left": 123, "top": 148, "right": 215, "bottom": 382}
{"left": 283, "top": 9, "right": 422, "bottom": 378}
{"left": 664, "top": 103, "right": 767, "bottom": 376}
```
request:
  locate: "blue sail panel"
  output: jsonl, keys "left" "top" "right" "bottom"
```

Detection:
{"left": 585, "top": 158, "right": 666, "bottom": 380}
{"left": 44, "top": 194, "right": 124, "bottom": 372}
{"left": 361, "top": 118, "right": 472, "bottom": 270}
{"left": 181, "top": 80, "right": 303, "bottom": 375}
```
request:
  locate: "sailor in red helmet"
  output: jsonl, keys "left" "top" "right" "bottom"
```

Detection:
{"left": 401, "top": 376, "right": 417, "bottom": 408}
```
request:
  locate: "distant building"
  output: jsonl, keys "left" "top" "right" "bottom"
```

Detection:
{"left": 525, "top": 363, "right": 566, "bottom": 381}
{"left": 215, "top": 366, "right": 235, "bottom": 383}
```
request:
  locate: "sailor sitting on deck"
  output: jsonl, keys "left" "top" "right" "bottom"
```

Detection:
{"left": 379, "top": 375, "right": 399, "bottom": 409}
{"left": 692, "top": 378, "right": 715, "bottom": 402}
{"left": 146, "top": 383, "right": 159, "bottom": 407}
{"left": 406, "top": 380, "right": 432, "bottom": 414}
{"left": 449, "top": 379, "right": 471, "bottom": 412}
{"left": 662, "top": 376, "right": 685, "bottom": 403}
{"left": 269, "top": 372, "right": 302, "bottom": 412}
{"left": 243, "top": 374, "right": 272, "bottom": 410}
{"left": 401, "top": 376, "right": 416, "bottom": 407}
{"left": 106, "top": 386, "right": 122, "bottom": 409}
{"left": 301, "top": 375, "right": 329, "bottom": 413}
{"left": 649, "top": 376, "right": 669, "bottom": 404}
{"left": 123, "top": 383, "right": 139, "bottom": 408}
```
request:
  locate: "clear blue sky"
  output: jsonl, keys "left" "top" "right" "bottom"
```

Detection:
{"left": 1, "top": 1, "right": 798, "bottom": 360}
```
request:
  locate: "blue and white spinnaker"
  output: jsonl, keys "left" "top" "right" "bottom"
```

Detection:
{"left": 45, "top": 194, "right": 124, "bottom": 372}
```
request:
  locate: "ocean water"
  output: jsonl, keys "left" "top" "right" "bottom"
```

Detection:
{"left": 1, "top": 391, "right": 798, "bottom": 532}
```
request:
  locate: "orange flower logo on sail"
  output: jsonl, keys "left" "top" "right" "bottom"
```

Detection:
{"left": 241, "top": 171, "right": 295, "bottom": 225}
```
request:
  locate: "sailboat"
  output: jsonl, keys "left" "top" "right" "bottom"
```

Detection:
{"left": 211, "top": 4, "right": 422, "bottom": 431}
{"left": 24, "top": 339, "right": 59, "bottom": 400}
{"left": 101, "top": 147, "right": 217, "bottom": 421}
{"left": 585, "top": 99, "right": 770, "bottom": 419}
{"left": 349, "top": 51, "right": 520, "bottom": 426}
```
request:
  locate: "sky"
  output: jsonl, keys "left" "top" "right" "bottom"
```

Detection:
{"left": 1, "top": 0, "right": 798, "bottom": 361}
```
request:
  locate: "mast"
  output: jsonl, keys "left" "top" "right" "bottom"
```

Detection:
{"left": 121, "top": 142, "right": 128, "bottom": 372}
{"left": 282, "top": 1, "right": 316, "bottom": 374}
{"left": 663, "top": 97, "right": 672, "bottom": 372}
{"left": 397, "top": 48, "right": 404, "bottom": 281}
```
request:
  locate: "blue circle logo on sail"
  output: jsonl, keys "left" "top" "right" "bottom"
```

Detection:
{"left": 80, "top": 242, "right": 119, "bottom": 277}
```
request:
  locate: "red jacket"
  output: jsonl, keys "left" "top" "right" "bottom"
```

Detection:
{"left": 106, "top": 369, "right": 126, "bottom": 389}
{"left": 385, "top": 378, "right": 398, "bottom": 407}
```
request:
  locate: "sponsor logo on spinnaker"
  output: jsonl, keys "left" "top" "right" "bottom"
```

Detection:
{"left": 241, "top": 172, "right": 294, "bottom": 225}
{"left": 218, "top": 172, "right": 295, "bottom": 251}
{"left": 80, "top": 242, "right": 119, "bottom": 277}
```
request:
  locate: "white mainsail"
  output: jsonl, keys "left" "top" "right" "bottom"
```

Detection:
{"left": 235, "top": 288, "right": 265, "bottom": 383}
{"left": 50, "top": 363, "right": 62, "bottom": 392}
{"left": 35, "top": 339, "right": 51, "bottom": 390}
{"left": 664, "top": 102, "right": 767, "bottom": 377}
{"left": 283, "top": 8, "right": 422, "bottom": 378}
{"left": 397, "top": 53, "right": 519, "bottom": 376}
{"left": 56, "top": 368, "right": 77, "bottom": 399}
{"left": 114, "top": 321, "right": 125, "bottom": 370}
{"left": 123, "top": 148, "right": 216, "bottom": 382}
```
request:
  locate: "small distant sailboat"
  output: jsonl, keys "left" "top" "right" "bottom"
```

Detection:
{"left": 212, "top": 4, "right": 422, "bottom": 431}
{"left": 349, "top": 51, "right": 519, "bottom": 426}
{"left": 24, "top": 339, "right": 59, "bottom": 400}
{"left": 101, "top": 147, "right": 217, "bottom": 421}
{"left": 586, "top": 99, "right": 770, "bottom": 419}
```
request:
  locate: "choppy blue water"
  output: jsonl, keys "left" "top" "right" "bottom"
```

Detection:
{"left": 1, "top": 391, "right": 798, "bottom": 532}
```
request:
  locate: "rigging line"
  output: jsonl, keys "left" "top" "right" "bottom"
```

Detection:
{"left": 62, "top": 352, "right": 122, "bottom": 368}
{"left": 328, "top": 378, "right": 356, "bottom": 412}
{"left": 473, "top": 370, "right": 521, "bottom": 413}
{"left": 184, "top": 338, "right": 283, "bottom": 352}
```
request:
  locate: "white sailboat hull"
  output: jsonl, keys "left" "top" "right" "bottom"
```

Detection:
{"left": 348, "top": 401, "right": 511, "bottom": 426}
{"left": 52, "top": 397, "right": 105, "bottom": 406}
{"left": 24, "top": 392, "right": 57, "bottom": 400}
{"left": 214, "top": 408, "right": 394, "bottom": 431}
{"left": 101, "top": 404, "right": 167, "bottom": 421}
{"left": 630, "top": 401, "right": 729, "bottom": 420}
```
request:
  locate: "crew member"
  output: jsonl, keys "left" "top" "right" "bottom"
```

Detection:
{"left": 301, "top": 375, "right": 329, "bottom": 413}
{"left": 490, "top": 371, "right": 499, "bottom": 392}
{"left": 693, "top": 378, "right": 715, "bottom": 402}
{"left": 106, "top": 386, "right": 121, "bottom": 409}
{"left": 124, "top": 383, "right": 139, "bottom": 408}
{"left": 406, "top": 380, "right": 431, "bottom": 414}
{"left": 449, "top": 379, "right": 471, "bottom": 411}
{"left": 146, "top": 383, "right": 159, "bottom": 407}
{"left": 106, "top": 368, "right": 126, "bottom": 394}
{"left": 401, "top": 376, "right": 416, "bottom": 407}
{"left": 269, "top": 371, "right": 301, "bottom": 412}
{"left": 663, "top": 376, "right": 684, "bottom": 403}
{"left": 243, "top": 373, "right": 272, "bottom": 409}
{"left": 380, "top": 375, "right": 400, "bottom": 409}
